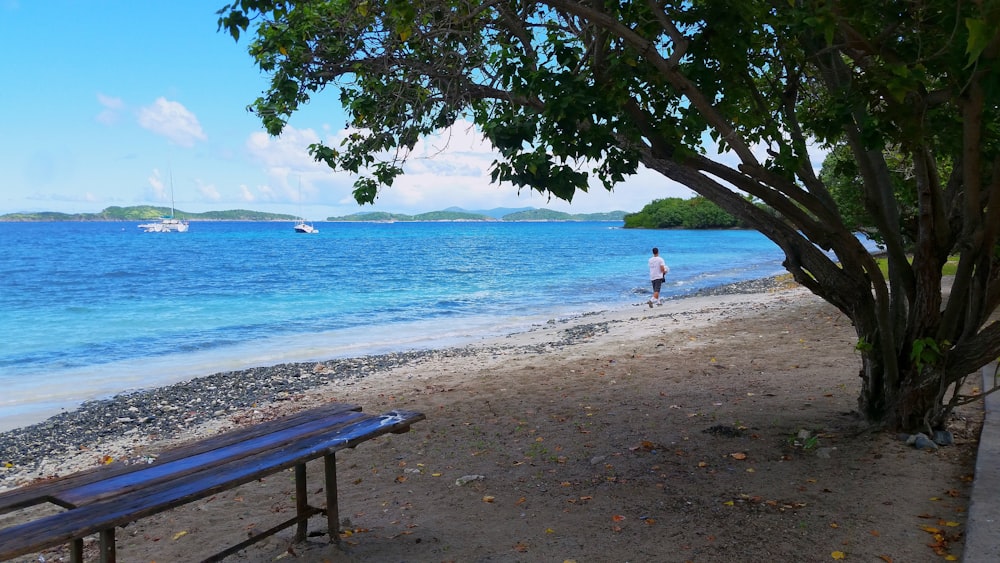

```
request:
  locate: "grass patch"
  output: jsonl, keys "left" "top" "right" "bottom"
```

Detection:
{"left": 873, "top": 256, "right": 959, "bottom": 277}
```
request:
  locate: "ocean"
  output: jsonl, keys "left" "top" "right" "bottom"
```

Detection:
{"left": 0, "top": 220, "right": 792, "bottom": 431}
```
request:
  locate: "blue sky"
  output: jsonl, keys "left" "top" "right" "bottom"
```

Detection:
{"left": 0, "top": 1, "right": 699, "bottom": 218}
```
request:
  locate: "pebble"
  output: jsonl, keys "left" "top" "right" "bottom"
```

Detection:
{"left": 455, "top": 474, "right": 485, "bottom": 486}
{"left": 0, "top": 351, "right": 456, "bottom": 476}
{"left": 0, "top": 275, "right": 793, "bottom": 483}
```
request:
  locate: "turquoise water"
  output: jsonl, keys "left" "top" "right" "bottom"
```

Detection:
{"left": 0, "top": 221, "right": 790, "bottom": 429}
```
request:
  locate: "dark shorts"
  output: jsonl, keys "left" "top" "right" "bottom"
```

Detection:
{"left": 651, "top": 277, "right": 664, "bottom": 292}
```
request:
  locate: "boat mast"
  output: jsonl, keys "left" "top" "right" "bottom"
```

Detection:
{"left": 169, "top": 170, "right": 176, "bottom": 219}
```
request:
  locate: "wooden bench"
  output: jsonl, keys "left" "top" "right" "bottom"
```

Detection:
{"left": 0, "top": 402, "right": 425, "bottom": 562}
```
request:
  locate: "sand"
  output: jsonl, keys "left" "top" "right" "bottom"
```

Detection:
{"left": 0, "top": 283, "right": 979, "bottom": 562}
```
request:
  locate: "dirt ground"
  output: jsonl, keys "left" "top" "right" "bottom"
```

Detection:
{"left": 10, "top": 287, "right": 980, "bottom": 562}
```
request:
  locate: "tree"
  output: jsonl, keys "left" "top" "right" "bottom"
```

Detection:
{"left": 218, "top": 0, "right": 1000, "bottom": 431}
{"left": 624, "top": 196, "right": 740, "bottom": 229}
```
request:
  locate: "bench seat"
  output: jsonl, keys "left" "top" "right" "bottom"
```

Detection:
{"left": 0, "top": 403, "right": 425, "bottom": 562}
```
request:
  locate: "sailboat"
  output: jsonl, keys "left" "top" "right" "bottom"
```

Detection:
{"left": 139, "top": 172, "right": 189, "bottom": 233}
{"left": 293, "top": 180, "right": 318, "bottom": 233}
{"left": 293, "top": 220, "right": 318, "bottom": 234}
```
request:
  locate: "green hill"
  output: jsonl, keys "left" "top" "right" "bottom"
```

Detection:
{"left": 501, "top": 209, "right": 627, "bottom": 221}
{"left": 0, "top": 206, "right": 298, "bottom": 222}
{"left": 1, "top": 206, "right": 628, "bottom": 223}
{"left": 502, "top": 209, "right": 575, "bottom": 221}
{"left": 412, "top": 211, "right": 494, "bottom": 221}
{"left": 327, "top": 211, "right": 414, "bottom": 222}
{"left": 327, "top": 210, "right": 495, "bottom": 221}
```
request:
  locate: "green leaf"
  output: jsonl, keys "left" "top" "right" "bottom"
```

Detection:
{"left": 965, "top": 18, "right": 991, "bottom": 68}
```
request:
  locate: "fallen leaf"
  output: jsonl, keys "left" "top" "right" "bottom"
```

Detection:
{"left": 172, "top": 531, "right": 187, "bottom": 541}
{"left": 831, "top": 551, "right": 846, "bottom": 560}
{"left": 877, "top": 555, "right": 893, "bottom": 563}
{"left": 611, "top": 514, "right": 626, "bottom": 522}
{"left": 482, "top": 495, "right": 495, "bottom": 503}
{"left": 730, "top": 452, "right": 747, "bottom": 460}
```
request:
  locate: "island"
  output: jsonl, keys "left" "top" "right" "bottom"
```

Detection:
{"left": 0, "top": 206, "right": 630, "bottom": 223}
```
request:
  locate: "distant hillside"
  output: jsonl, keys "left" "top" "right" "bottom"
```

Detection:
{"left": 194, "top": 209, "right": 299, "bottom": 221}
{"left": 329, "top": 208, "right": 628, "bottom": 222}
{"left": 1, "top": 206, "right": 627, "bottom": 223}
{"left": 415, "top": 210, "right": 494, "bottom": 221}
{"left": 502, "top": 209, "right": 628, "bottom": 221}
{"left": 443, "top": 206, "right": 534, "bottom": 219}
{"left": 327, "top": 210, "right": 495, "bottom": 221}
{"left": 327, "top": 211, "right": 412, "bottom": 222}
{"left": 0, "top": 206, "right": 297, "bottom": 222}
{"left": 502, "top": 209, "right": 575, "bottom": 221}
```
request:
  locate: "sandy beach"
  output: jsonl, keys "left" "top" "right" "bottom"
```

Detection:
{"left": 0, "top": 281, "right": 979, "bottom": 562}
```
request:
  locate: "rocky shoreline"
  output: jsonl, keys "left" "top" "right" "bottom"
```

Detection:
{"left": 0, "top": 275, "right": 793, "bottom": 485}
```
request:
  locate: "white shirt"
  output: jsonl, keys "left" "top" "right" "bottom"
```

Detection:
{"left": 648, "top": 256, "right": 668, "bottom": 280}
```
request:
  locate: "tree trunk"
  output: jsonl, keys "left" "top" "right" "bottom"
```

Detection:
{"left": 857, "top": 339, "right": 946, "bottom": 431}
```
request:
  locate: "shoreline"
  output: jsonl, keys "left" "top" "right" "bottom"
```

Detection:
{"left": 0, "top": 275, "right": 795, "bottom": 488}
{"left": 0, "top": 273, "right": 980, "bottom": 563}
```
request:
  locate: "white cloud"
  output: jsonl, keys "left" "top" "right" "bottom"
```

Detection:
{"left": 95, "top": 93, "right": 124, "bottom": 125}
{"left": 239, "top": 184, "right": 257, "bottom": 202}
{"left": 137, "top": 98, "right": 207, "bottom": 147}
{"left": 197, "top": 180, "right": 221, "bottom": 202}
{"left": 146, "top": 169, "right": 167, "bottom": 202}
{"left": 239, "top": 120, "right": 693, "bottom": 215}
{"left": 373, "top": 121, "right": 690, "bottom": 213}
{"left": 245, "top": 126, "right": 354, "bottom": 203}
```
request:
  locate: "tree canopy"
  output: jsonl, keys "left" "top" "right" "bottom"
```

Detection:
{"left": 219, "top": 0, "right": 1000, "bottom": 431}
{"left": 624, "top": 196, "right": 740, "bottom": 229}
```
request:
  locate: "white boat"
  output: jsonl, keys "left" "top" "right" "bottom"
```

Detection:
{"left": 139, "top": 172, "right": 188, "bottom": 233}
{"left": 292, "top": 179, "right": 318, "bottom": 233}
{"left": 139, "top": 217, "right": 189, "bottom": 233}
{"left": 293, "top": 221, "right": 318, "bottom": 234}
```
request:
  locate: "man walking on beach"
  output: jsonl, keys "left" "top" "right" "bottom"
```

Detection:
{"left": 648, "top": 247, "right": 669, "bottom": 307}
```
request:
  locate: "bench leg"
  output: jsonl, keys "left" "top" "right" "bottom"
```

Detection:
{"left": 99, "top": 528, "right": 116, "bottom": 563}
{"left": 324, "top": 452, "right": 339, "bottom": 544}
{"left": 71, "top": 538, "right": 84, "bottom": 563}
{"left": 294, "top": 463, "right": 308, "bottom": 542}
